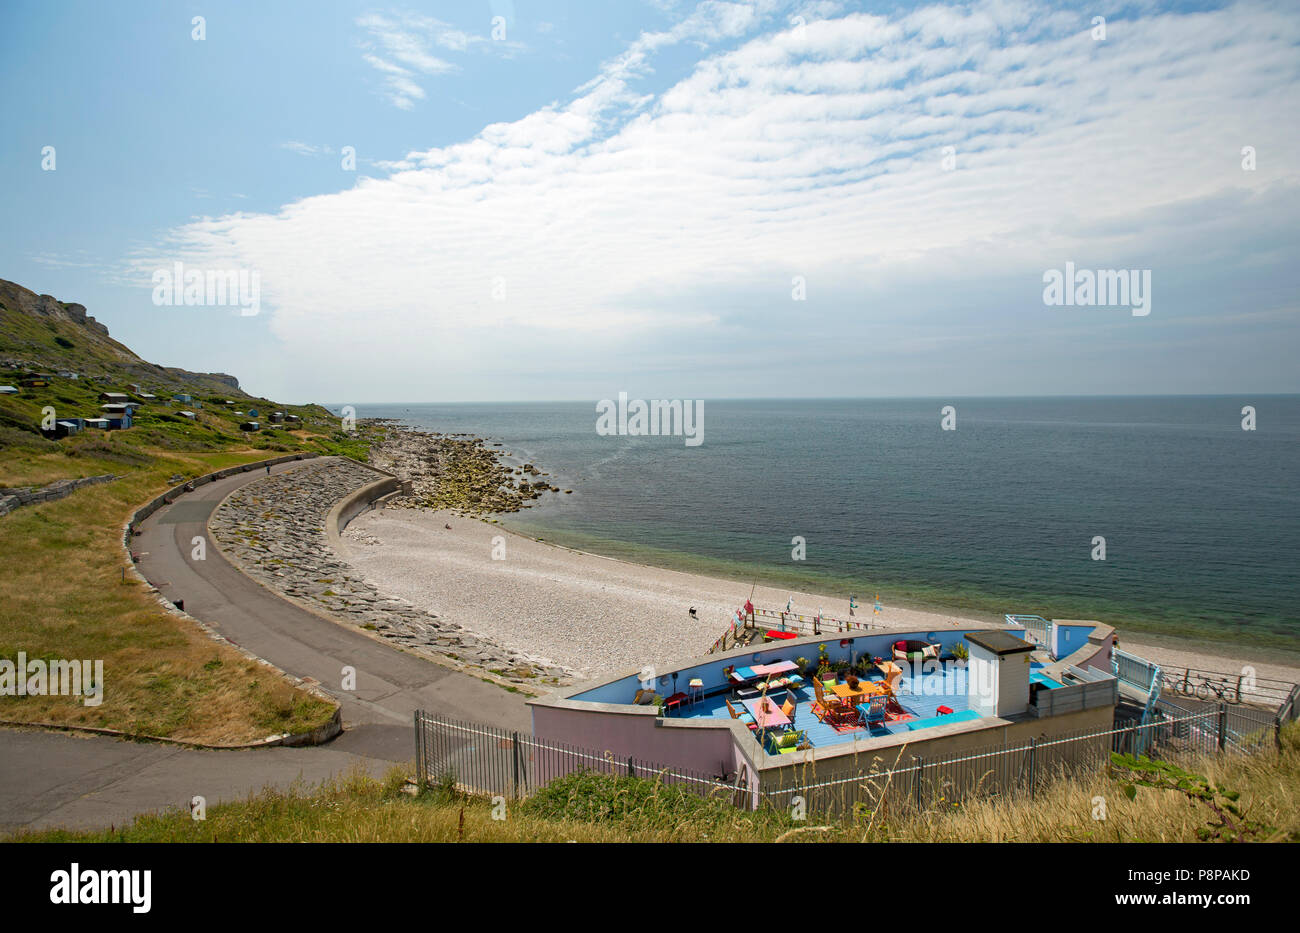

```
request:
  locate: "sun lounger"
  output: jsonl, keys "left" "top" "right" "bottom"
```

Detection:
{"left": 905, "top": 709, "right": 981, "bottom": 731}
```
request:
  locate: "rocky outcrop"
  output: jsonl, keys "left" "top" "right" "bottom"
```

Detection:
{"left": 0, "top": 281, "right": 113, "bottom": 337}
{"left": 163, "top": 367, "right": 240, "bottom": 390}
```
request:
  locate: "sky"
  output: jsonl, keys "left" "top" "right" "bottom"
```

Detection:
{"left": 1, "top": 0, "right": 1297, "bottom": 404}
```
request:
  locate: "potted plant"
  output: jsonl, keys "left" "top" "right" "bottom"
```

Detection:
{"left": 795, "top": 656, "right": 810, "bottom": 674}
{"left": 951, "top": 641, "right": 969, "bottom": 662}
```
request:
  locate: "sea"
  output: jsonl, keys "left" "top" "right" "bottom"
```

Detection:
{"left": 349, "top": 397, "right": 1300, "bottom": 660}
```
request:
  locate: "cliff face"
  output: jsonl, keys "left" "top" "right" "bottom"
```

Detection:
{"left": 0, "top": 278, "right": 245, "bottom": 397}
{"left": 0, "top": 281, "right": 113, "bottom": 338}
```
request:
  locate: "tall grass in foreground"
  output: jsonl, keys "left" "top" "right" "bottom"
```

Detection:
{"left": 10, "top": 724, "right": 1298, "bottom": 843}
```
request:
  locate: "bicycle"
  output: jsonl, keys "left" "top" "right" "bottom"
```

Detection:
{"left": 1195, "top": 677, "right": 1241, "bottom": 704}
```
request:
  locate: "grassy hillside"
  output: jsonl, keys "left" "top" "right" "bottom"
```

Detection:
{"left": 0, "top": 279, "right": 377, "bottom": 741}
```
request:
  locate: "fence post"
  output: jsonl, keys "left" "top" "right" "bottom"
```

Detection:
{"left": 1275, "top": 717, "right": 1283, "bottom": 753}
{"left": 914, "top": 756, "right": 924, "bottom": 810}
{"left": 1028, "top": 738, "right": 1037, "bottom": 799}
{"left": 511, "top": 731, "right": 521, "bottom": 798}
{"left": 1217, "top": 703, "right": 1227, "bottom": 751}
{"left": 413, "top": 709, "right": 425, "bottom": 790}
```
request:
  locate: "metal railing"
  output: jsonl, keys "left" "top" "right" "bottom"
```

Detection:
{"left": 1006, "top": 613, "right": 1052, "bottom": 651}
{"left": 1154, "top": 696, "right": 1279, "bottom": 754}
{"left": 414, "top": 710, "right": 745, "bottom": 805}
{"left": 1157, "top": 665, "right": 1298, "bottom": 712}
{"left": 414, "top": 698, "right": 1279, "bottom": 821}
{"left": 751, "top": 607, "right": 871, "bottom": 635}
{"left": 1113, "top": 647, "right": 1161, "bottom": 695}
{"left": 756, "top": 707, "right": 1236, "bottom": 818}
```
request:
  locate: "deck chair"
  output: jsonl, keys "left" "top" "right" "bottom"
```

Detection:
{"left": 861, "top": 696, "right": 888, "bottom": 730}
{"left": 780, "top": 696, "right": 796, "bottom": 724}
{"left": 726, "top": 698, "right": 758, "bottom": 730}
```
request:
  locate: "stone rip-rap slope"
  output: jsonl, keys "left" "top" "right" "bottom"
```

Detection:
{"left": 208, "top": 458, "right": 574, "bottom": 686}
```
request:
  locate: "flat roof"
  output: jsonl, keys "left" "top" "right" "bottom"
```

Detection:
{"left": 967, "top": 631, "right": 1035, "bottom": 656}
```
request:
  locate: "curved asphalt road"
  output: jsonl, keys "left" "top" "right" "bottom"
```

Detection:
{"left": 0, "top": 457, "right": 532, "bottom": 834}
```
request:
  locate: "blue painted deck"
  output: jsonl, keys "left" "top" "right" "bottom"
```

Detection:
{"left": 672, "top": 662, "right": 978, "bottom": 753}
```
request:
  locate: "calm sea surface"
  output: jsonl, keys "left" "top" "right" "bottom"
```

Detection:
{"left": 352, "top": 397, "right": 1300, "bottom": 658}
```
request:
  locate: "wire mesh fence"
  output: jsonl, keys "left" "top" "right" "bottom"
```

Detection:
{"left": 753, "top": 707, "right": 1241, "bottom": 818}
{"left": 415, "top": 700, "right": 1283, "bottom": 822}
{"left": 414, "top": 710, "right": 744, "bottom": 805}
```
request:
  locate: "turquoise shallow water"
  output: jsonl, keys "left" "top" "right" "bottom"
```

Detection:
{"left": 352, "top": 397, "right": 1300, "bottom": 659}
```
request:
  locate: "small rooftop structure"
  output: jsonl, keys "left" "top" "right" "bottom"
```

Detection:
{"left": 967, "top": 631, "right": 1035, "bottom": 656}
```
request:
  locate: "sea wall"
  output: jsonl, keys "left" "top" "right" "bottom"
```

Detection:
{"left": 0, "top": 473, "right": 117, "bottom": 517}
{"left": 209, "top": 457, "right": 574, "bottom": 684}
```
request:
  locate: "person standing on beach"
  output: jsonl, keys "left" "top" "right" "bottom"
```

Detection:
{"left": 849, "top": 595, "right": 858, "bottom": 617}
{"left": 265, "top": 463, "right": 271, "bottom": 475}
{"left": 688, "top": 606, "right": 698, "bottom": 621}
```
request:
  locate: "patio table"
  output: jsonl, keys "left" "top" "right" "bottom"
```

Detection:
{"left": 831, "top": 681, "right": 886, "bottom": 702}
{"left": 742, "top": 696, "right": 791, "bottom": 729}
{"left": 757, "top": 660, "right": 798, "bottom": 676}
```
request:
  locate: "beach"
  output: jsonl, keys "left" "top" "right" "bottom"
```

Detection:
{"left": 339, "top": 506, "right": 1300, "bottom": 688}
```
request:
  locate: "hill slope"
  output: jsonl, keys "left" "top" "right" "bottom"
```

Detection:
{"left": 0, "top": 278, "right": 246, "bottom": 399}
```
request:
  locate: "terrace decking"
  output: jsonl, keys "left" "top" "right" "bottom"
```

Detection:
{"left": 673, "top": 661, "right": 978, "bottom": 753}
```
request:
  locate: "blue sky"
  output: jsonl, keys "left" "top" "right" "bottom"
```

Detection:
{"left": 1, "top": 0, "right": 1297, "bottom": 403}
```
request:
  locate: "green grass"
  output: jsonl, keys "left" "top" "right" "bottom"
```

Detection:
{"left": 0, "top": 293, "right": 393, "bottom": 742}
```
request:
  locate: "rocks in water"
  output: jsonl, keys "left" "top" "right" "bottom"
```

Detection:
{"left": 365, "top": 426, "right": 564, "bottom": 517}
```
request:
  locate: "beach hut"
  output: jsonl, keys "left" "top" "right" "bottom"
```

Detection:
{"left": 0, "top": 386, "right": 17, "bottom": 395}
{"left": 83, "top": 417, "right": 110, "bottom": 430}
{"left": 178, "top": 410, "right": 196, "bottom": 420}
{"left": 105, "top": 413, "right": 133, "bottom": 430}
{"left": 239, "top": 421, "right": 260, "bottom": 432}
{"left": 44, "top": 420, "right": 83, "bottom": 439}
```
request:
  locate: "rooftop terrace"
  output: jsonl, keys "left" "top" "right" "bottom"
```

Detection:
{"left": 672, "top": 659, "right": 981, "bottom": 753}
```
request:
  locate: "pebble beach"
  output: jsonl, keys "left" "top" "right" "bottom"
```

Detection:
{"left": 339, "top": 505, "right": 1300, "bottom": 688}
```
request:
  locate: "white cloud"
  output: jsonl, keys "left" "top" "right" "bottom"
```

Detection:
{"left": 357, "top": 12, "right": 463, "bottom": 108}
{"left": 279, "top": 141, "right": 334, "bottom": 157}
{"left": 135, "top": 0, "right": 1300, "bottom": 400}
